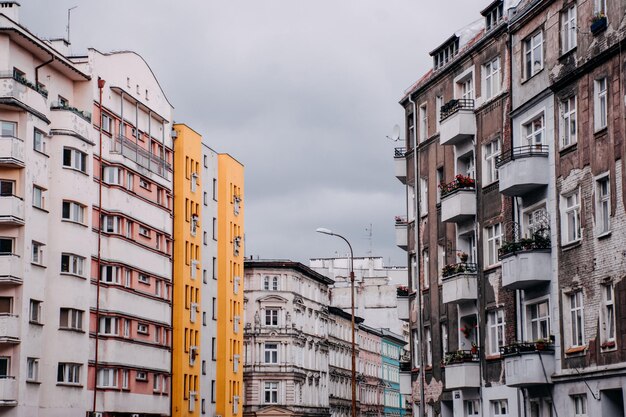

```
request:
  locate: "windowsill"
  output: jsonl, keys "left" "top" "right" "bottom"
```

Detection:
{"left": 600, "top": 342, "right": 617, "bottom": 351}
{"left": 26, "top": 380, "right": 41, "bottom": 385}
{"left": 594, "top": 126, "right": 608, "bottom": 137}
{"left": 62, "top": 166, "right": 89, "bottom": 177}
{"left": 597, "top": 231, "right": 612, "bottom": 240}
{"left": 56, "top": 383, "right": 83, "bottom": 388}
{"left": 58, "top": 327, "right": 86, "bottom": 333}
{"left": 61, "top": 219, "right": 87, "bottom": 228}
{"left": 31, "top": 262, "right": 46, "bottom": 269}
{"left": 521, "top": 68, "right": 544, "bottom": 85}
{"left": 29, "top": 320, "right": 43, "bottom": 326}
{"left": 60, "top": 272, "right": 87, "bottom": 280}
{"left": 34, "top": 149, "right": 49, "bottom": 158}
{"left": 559, "top": 142, "right": 577, "bottom": 156}
{"left": 32, "top": 206, "right": 49, "bottom": 213}
{"left": 558, "top": 47, "right": 577, "bottom": 61}
{"left": 561, "top": 240, "right": 582, "bottom": 251}
{"left": 565, "top": 345, "right": 586, "bottom": 355}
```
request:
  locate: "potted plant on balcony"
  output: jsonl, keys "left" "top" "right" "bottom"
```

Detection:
{"left": 591, "top": 12, "right": 608, "bottom": 35}
{"left": 535, "top": 338, "right": 547, "bottom": 351}
{"left": 458, "top": 251, "right": 469, "bottom": 263}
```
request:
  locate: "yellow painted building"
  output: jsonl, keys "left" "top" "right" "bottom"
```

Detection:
{"left": 216, "top": 154, "right": 245, "bottom": 417}
{"left": 172, "top": 124, "right": 203, "bottom": 416}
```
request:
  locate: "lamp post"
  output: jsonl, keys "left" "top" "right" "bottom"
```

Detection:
{"left": 316, "top": 227, "right": 357, "bottom": 417}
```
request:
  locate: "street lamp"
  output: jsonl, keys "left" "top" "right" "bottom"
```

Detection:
{"left": 316, "top": 227, "right": 357, "bottom": 417}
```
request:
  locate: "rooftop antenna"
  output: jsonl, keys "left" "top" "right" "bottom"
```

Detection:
{"left": 365, "top": 223, "right": 373, "bottom": 256}
{"left": 66, "top": 6, "right": 78, "bottom": 44}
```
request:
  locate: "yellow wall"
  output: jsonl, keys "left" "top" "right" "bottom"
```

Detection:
{"left": 216, "top": 154, "right": 244, "bottom": 417}
{"left": 172, "top": 124, "right": 203, "bottom": 417}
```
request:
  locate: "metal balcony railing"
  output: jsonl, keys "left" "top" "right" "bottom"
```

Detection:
{"left": 443, "top": 349, "right": 479, "bottom": 365}
{"left": 439, "top": 98, "right": 474, "bottom": 122}
{"left": 441, "top": 262, "right": 478, "bottom": 278}
{"left": 500, "top": 341, "right": 554, "bottom": 357}
{"left": 439, "top": 175, "right": 475, "bottom": 199}
{"left": 112, "top": 135, "right": 171, "bottom": 178}
{"left": 394, "top": 147, "right": 406, "bottom": 158}
{"left": 495, "top": 145, "right": 549, "bottom": 168}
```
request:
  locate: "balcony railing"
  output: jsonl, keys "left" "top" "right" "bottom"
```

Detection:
{"left": 495, "top": 145, "right": 549, "bottom": 168}
{"left": 439, "top": 99, "right": 474, "bottom": 122}
{"left": 112, "top": 135, "right": 171, "bottom": 178}
{"left": 0, "top": 71, "right": 48, "bottom": 98}
{"left": 442, "top": 262, "right": 477, "bottom": 278}
{"left": 498, "top": 231, "right": 550, "bottom": 260}
{"left": 500, "top": 341, "right": 554, "bottom": 356}
{"left": 443, "top": 349, "right": 479, "bottom": 366}
{"left": 394, "top": 147, "right": 406, "bottom": 158}
{"left": 50, "top": 101, "right": 92, "bottom": 122}
{"left": 439, "top": 175, "right": 475, "bottom": 199}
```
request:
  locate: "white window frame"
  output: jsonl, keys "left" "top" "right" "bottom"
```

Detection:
{"left": 485, "top": 223, "right": 502, "bottom": 267}
{"left": 561, "top": 189, "right": 582, "bottom": 244}
{"left": 595, "top": 174, "right": 610, "bottom": 235}
{"left": 524, "top": 31, "right": 544, "bottom": 79}
{"left": 264, "top": 343, "right": 279, "bottom": 364}
{"left": 523, "top": 113, "right": 545, "bottom": 147}
{"left": 99, "top": 317, "right": 119, "bottom": 335}
{"left": 419, "top": 103, "right": 428, "bottom": 142}
{"left": 594, "top": 0, "right": 607, "bottom": 15}
{"left": 488, "top": 309, "right": 505, "bottom": 355}
{"left": 422, "top": 249, "right": 429, "bottom": 290}
{"left": 525, "top": 297, "right": 550, "bottom": 342}
{"left": 137, "top": 323, "right": 149, "bottom": 334}
{"left": 60, "top": 308, "right": 83, "bottom": 330}
{"left": 594, "top": 77, "right": 608, "bottom": 131}
{"left": 57, "top": 363, "right": 81, "bottom": 384}
{"left": 483, "top": 139, "right": 500, "bottom": 185}
{"left": 435, "top": 95, "right": 443, "bottom": 131}
{"left": 568, "top": 291, "right": 585, "bottom": 348}
{"left": 32, "top": 241, "right": 44, "bottom": 265}
{"left": 420, "top": 177, "right": 428, "bottom": 216}
{"left": 27, "top": 357, "right": 39, "bottom": 381}
{"left": 425, "top": 326, "right": 432, "bottom": 366}
{"left": 572, "top": 394, "right": 587, "bottom": 417}
{"left": 33, "top": 185, "right": 45, "bottom": 209}
{"left": 483, "top": 56, "right": 501, "bottom": 100}
{"left": 265, "top": 309, "right": 279, "bottom": 327}
{"left": 601, "top": 283, "right": 616, "bottom": 347}
{"left": 97, "top": 368, "right": 118, "bottom": 388}
{"left": 465, "top": 399, "right": 480, "bottom": 416}
{"left": 492, "top": 399, "right": 509, "bottom": 416}
{"left": 29, "top": 299, "right": 41, "bottom": 323}
{"left": 101, "top": 265, "right": 120, "bottom": 284}
{"left": 264, "top": 381, "right": 279, "bottom": 404}
{"left": 561, "top": 95, "right": 577, "bottom": 148}
{"left": 62, "top": 201, "right": 85, "bottom": 224}
{"left": 62, "top": 147, "right": 87, "bottom": 173}
{"left": 61, "top": 253, "right": 84, "bottom": 276}
{"left": 102, "top": 166, "right": 121, "bottom": 185}
{"left": 562, "top": 5, "right": 577, "bottom": 53}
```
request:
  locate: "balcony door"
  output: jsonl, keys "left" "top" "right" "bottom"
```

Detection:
{"left": 0, "top": 357, "right": 10, "bottom": 377}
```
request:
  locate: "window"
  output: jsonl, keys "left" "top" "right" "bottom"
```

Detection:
{"left": 138, "top": 273, "right": 150, "bottom": 284}
{"left": 263, "top": 275, "right": 279, "bottom": 291}
{"left": 0, "top": 120, "right": 16, "bottom": 137}
{"left": 492, "top": 400, "right": 509, "bottom": 416}
{"left": 425, "top": 326, "right": 432, "bottom": 366}
{"left": 569, "top": 291, "right": 585, "bottom": 347}
{"left": 420, "top": 177, "right": 428, "bottom": 215}
{"left": 153, "top": 374, "right": 160, "bottom": 391}
{"left": 594, "top": 78, "right": 608, "bottom": 131}
{"left": 136, "top": 371, "right": 147, "bottom": 381}
{"left": 122, "top": 369, "right": 129, "bottom": 389}
{"left": 102, "top": 166, "right": 121, "bottom": 185}
{"left": 572, "top": 394, "right": 587, "bottom": 417}
{"left": 524, "top": 31, "right": 543, "bottom": 79}
{"left": 264, "top": 381, "right": 278, "bottom": 404}
{"left": 29, "top": 299, "right": 42, "bottom": 323}
{"left": 601, "top": 283, "right": 616, "bottom": 347}
{"left": 0, "top": 297, "right": 11, "bottom": 315}
{"left": 0, "top": 238, "right": 12, "bottom": 255}
{"left": 484, "top": 57, "right": 501, "bottom": 99}
{"left": 524, "top": 114, "right": 545, "bottom": 146}
{"left": 264, "top": 343, "right": 279, "bottom": 363}
{"left": 0, "top": 180, "right": 13, "bottom": 197}
{"left": 485, "top": 3, "right": 503, "bottom": 31}
{"left": 62, "top": 148, "right": 87, "bottom": 173}
{"left": 458, "top": 76, "right": 474, "bottom": 100}
{"left": 419, "top": 103, "right": 428, "bottom": 142}
{"left": 101, "top": 113, "right": 112, "bottom": 133}
{"left": 527, "top": 299, "right": 550, "bottom": 341}
{"left": 594, "top": 0, "right": 607, "bottom": 15}
{"left": 422, "top": 249, "right": 429, "bottom": 290}
{"left": 484, "top": 139, "right": 500, "bottom": 184}
{"left": 32, "top": 241, "right": 44, "bottom": 265}
{"left": 265, "top": 309, "right": 279, "bottom": 326}
{"left": 62, "top": 201, "right": 85, "bottom": 224}
{"left": 432, "top": 38, "right": 459, "bottom": 70}
{"left": 435, "top": 95, "right": 443, "bottom": 131}
{"left": 27, "top": 358, "right": 39, "bottom": 382}
{"left": 61, "top": 253, "right": 84, "bottom": 276}
{"left": 139, "top": 178, "right": 151, "bottom": 190}
{"left": 101, "top": 265, "right": 120, "bottom": 284}
{"left": 137, "top": 323, "right": 149, "bottom": 334}
{"left": 139, "top": 225, "right": 151, "bottom": 237}
{"left": 441, "top": 323, "right": 448, "bottom": 356}
{"left": 34, "top": 128, "right": 45, "bottom": 153}
{"left": 32, "top": 185, "right": 45, "bottom": 209}
{"left": 485, "top": 223, "right": 502, "bottom": 266}
{"left": 99, "top": 317, "right": 118, "bottom": 335}
{"left": 488, "top": 309, "right": 505, "bottom": 355}
{"left": 60, "top": 308, "right": 83, "bottom": 330}
{"left": 97, "top": 368, "right": 118, "bottom": 388}
{"left": 596, "top": 176, "right": 610, "bottom": 235}
{"left": 126, "top": 221, "right": 133, "bottom": 239}
{"left": 561, "top": 190, "right": 581, "bottom": 244}
{"left": 562, "top": 6, "right": 577, "bottom": 53}
{"left": 465, "top": 400, "right": 480, "bottom": 416}
{"left": 57, "top": 363, "right": 81, "bottom": 384}
{"left": 561, "top": 96, "right": 577, "bottom": 147}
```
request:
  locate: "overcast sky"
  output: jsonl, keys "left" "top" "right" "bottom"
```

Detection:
{"left": 22, "top": 0, "right": 488, "bottom": 266}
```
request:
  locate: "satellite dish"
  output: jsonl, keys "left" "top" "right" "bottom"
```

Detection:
{"left": 391, "top": 124, "right": 401, "bottom": 141}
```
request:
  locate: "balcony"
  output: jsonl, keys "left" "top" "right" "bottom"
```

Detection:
{"left": 395, "top": 217, "right": 408, "bottom": 249}
{"left": 501, "top": 342, "right": 555, "bottom": 387}
{"left": 396, "top": 294, "right": 409, "bottom": 321}
{"left": 111, "top": 135, "right": 171, "bottom": 179}
{"left": 0, "top": 74, "right": 48, "bottom": 119}
{"left": 0, "top": 196, "right": 24, "bottom": 226}
{"left": 0, "top": 377, "right": 17, "bottom": 406}
{"left": 0, "top": 255, "right": 22, "bottom": 285}
{"left": 0, "top": 315, "right": 20, "bottom": 343}
{"left": 49, "top": 102, "right": 92, "bottom": 140}
{"left": 0, "top": 136, "right": 24, "bottom": 168}
{"left": 500, "top": 234, "right": 551, "bottom": 290}
{"left": 444, "top": 350, "right": 480, "bottom": 389}
{"left": 394, "top": 147, "right": 407, "bottom": 184}
{"left": 497, "top": 145, "right": 549, "bottom": 196}
{"left": 439, "top": 99, "right": 476, "bottom": 146}
{"left": 440, "top": 177, "right": 476, "bottom": 223}
{"left": 441, "top": 263, "right": 477, "bottom": 304}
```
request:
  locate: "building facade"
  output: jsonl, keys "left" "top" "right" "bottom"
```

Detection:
{"left": 358, "top": 325, "right": 384, "bottom": 417}
{"left": 243, "top": 260, "right": 333, "bottom": 417}
{"left": 397, "top": 0, "right": 626, "bottom": 416}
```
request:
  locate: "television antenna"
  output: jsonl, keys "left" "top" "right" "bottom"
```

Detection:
{"left": 67, "top": 6, "right": 78, "bottom": 44}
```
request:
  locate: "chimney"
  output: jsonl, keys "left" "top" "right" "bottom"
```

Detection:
{"left": 49, "top": 38, "right": 70, "bottom": 57}
{"left": 0, "top": 1, "right": 20, "bottom": 23}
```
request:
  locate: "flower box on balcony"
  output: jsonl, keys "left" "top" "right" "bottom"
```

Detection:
{"left": 591, "top": 15, "right": 607, "bottom": 35}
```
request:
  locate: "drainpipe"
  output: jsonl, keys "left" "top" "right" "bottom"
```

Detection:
{"left": 407, "top": 94, "right": 424, "bottom": 417}
{"left": 35, "top": 55, "right": 54, "bottom": 89}
{"left": 120, "top": 92, "right": 124, "bottom": 154}
{"left": 93, "top": 76, "right": 106, "bottom": 414}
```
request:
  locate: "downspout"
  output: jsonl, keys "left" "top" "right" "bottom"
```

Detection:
{"left": 407, "top": 94, "right": 424, "bottom": 417}
{"left": 35, "top": 55, "right": 54, "bottom": 90}
{"left": 170, "top": 125, "right": 176, "bottom": 417}
{"left": 93, "top": 76, "right": 106, "bottom": 414}
{"left": 120, "top": 92, "right": 124, "bottom": 155}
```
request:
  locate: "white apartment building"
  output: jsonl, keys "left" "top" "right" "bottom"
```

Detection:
{"left": 243, "top": 260, "right": 333, "bottom": 417}
{"left": 0, "top": 3, "right": 173, "bottom": 415}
